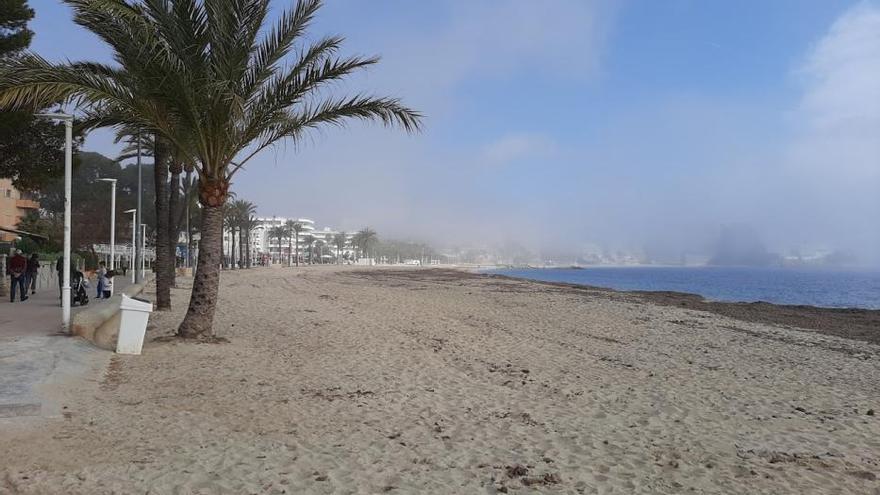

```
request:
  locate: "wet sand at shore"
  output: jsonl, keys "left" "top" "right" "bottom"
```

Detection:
{"left": 480, "top": 270, "right": 880, "bottom": 346}
{"left": 1, "top": 266, "right": 878, "bottom": 494}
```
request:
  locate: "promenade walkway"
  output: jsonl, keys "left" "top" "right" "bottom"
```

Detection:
{"left": 0, "top": 271, "right": 138, "bottom": 420}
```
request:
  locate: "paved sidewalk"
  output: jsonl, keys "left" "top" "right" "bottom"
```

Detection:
{"left": 0, "top": 274, "right": 139, "bottom": 420}
{"left": 1, "top": 274, "right": 137, "bottom": 338}
{"left": 0, "top": 334, "right": 107, "bottom": 419}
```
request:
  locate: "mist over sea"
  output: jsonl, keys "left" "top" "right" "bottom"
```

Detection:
{"left": 490, "top": 267, "right": 880, "bottom": 310}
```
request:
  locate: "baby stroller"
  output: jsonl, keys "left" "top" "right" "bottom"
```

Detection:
{"left": 71, "top": 269, "right": 89, "bottom": 306}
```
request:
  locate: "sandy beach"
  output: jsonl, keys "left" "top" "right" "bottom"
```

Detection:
{"left": 1, "top": 266, "right": 879, "bottom": 494}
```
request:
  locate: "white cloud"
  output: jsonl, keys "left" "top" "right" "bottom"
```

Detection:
{"left": 341, "top": 0, "right": 616, "bottom": 115}
{"left": 791, "top": 1, "right": 880, "bottom": 179}
{"left": 781, "top": 1, "right": 880, "bottom": 261}
{"left": 798, "top": 2, "right": 880, "bottom": 134}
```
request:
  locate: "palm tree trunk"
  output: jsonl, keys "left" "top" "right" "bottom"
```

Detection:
{"left": 184, "top": 170, "right": 192, "bottom": 268}
{"left": 153, "top": 135, "right": 172, "bottom": 310}
{"left": 168, "top": 166, "right": 181, "bottom": 287}
{"left": 231, "top": 226, "right": 237, "bottom": 269}
{"left": 287, "top": 237, "right": 292, "bottom": 267}
{"left": 238, "top": 227, "right": 244, "bottom": 270}
{"left": 178, "top": 177, "right": 229, "bottom": 338}
{"left": 178, "top": 200, "right": 224, "bottom": 338}
{"left": 295, "top": 232, "right": 299, "bottom": 267}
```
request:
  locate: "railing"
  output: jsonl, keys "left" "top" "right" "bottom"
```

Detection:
{"left": 31, "top": 266, "right": 60, "bottom": 292}
{"left": 91, "top": 243, "right": 156, "bottom": 259}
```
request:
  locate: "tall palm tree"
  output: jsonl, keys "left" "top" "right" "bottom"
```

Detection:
{"left": 315, "top": 238, "right": 325, "bottom": 264}
{"left": 119, "top": 130, "right": 192, "bottom": 287}
{"left": 0, "top": 0, "right": 421, "bottom": 338}
{"left": 289, "top": 221, "right": 304, "bottom": 266}
{"left": 241, "top": 214, "right": 260, "bottom": 268}
{"left": 230, "top": 200, "right": 257, "bottom": 268}
{"left": 324, "top": 233, "right": 334, "bottom": 265}
{"left": 223, "top": 201, "right": 239, "bottom": 269}
{"left": 180, "top": 176, "right": 201, "bottom": 268}
{"left": 268, "top": 225, "right": 286, "bottom": 265}
{"left": 114, "top": 130, "right": 178, "bottom": 305}
{"left": 283, "top": 219, "right": 298, "bottom": 267}
{"left": 356, "top": 227, "right": 378, "bottom": 261}
{"left": 334, "top": 232, "right": 347, "bottom": 264}
{"left": 302, "top": 233, "right": 316, "bottom": 265}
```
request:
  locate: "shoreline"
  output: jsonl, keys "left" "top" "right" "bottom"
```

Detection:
{"left": 476, "top": 270, "right": 880, "bottom": 346}
{"left": 478, "top": 265, "right": 880, "bottom": 310}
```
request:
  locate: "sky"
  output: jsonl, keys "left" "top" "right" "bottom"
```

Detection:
{"left": 27, "top": 0, "right": 880, "bottom": 263}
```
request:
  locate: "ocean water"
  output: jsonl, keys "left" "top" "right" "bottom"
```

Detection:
{"left": 489, "top": 266, "right": 880, "bottom": 309}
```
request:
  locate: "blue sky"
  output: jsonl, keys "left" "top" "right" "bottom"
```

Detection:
{"left": 27, "top": 0, "right": 880, "bottom": 262}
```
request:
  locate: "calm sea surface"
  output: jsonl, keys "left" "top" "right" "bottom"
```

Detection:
{"left": 490, "top": 266, "right": 880, "bottom": 309}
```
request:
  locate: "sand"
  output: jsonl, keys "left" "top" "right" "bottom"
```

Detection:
{"left": 1, "top": 266, "right": 878, "bottom": 494}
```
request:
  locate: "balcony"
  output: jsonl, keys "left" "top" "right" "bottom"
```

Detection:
{"left": 16, "top": 198, "right": 39, "bottom": 209}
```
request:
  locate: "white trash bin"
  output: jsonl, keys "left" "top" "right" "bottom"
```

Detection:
{"left": 116, "top": 294, "right": 154, "bottom": 355}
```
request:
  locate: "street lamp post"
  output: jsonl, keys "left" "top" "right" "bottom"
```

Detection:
{"left": 36, "top": 112, "right": 73, "bottom": 332}
{"left": 141, "top": 224, "right": 147, "bottom": 280}
{"left": 124, "top": 209, "right": 136, "bottom": 284}
{"left": 98, "top": 178, "right": 117, "bottom": 295}
{"left": 135, "top": 133, "right": 143, "bottom": 284}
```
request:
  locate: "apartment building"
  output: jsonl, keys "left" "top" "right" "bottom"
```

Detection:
{"left": 0, "top": 179, "right": 40, "bottom": 242}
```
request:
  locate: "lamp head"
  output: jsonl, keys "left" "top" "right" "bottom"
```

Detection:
{"left": 124, "top": 208, "right": 136, "bottom": 214}
{"left": 34, "top": 112, "right": 73, "bottom": 121}
{"left": 98, "top": 178, "right": 117, "bottom": 184}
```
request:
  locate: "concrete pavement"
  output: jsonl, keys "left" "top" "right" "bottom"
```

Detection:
{"left": 0, "top": 272, "right": 137, "bottom": 419}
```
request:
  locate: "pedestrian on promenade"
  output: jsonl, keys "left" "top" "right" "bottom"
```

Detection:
{"left": 95, "top": 261, "right": 106, "bottom": 300}
{"left": 56, "top": 255, "right": 63, "bottom": 299}
{"left": 27, "top": 253, "right": 39, "bottom": 295}
{"left": 8, "top": 249, "right": 29, "bottom": 302}
{"left": 102, "top": 268, "right": 113, "bottom": 299}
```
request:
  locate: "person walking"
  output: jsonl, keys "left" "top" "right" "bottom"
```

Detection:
{"left": 95, "top": 261, "right": 107, "bottom": 300}
{"left": 56, "top": 255, "right": 63, "bottom": 299}
{"left": 8, "top": 249, "right": 28, "bottom": 302}
{"left": 27, "top": 253, "right": 39, "bottom": 295}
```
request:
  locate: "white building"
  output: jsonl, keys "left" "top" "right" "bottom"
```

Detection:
{"left": 308, "top": 227, "right": 356, "bottom": 263}
{"left": 251, "top": 217, "right": 315, "bottom": 263}
{"left": 222, "top": 216, "right": 361, "bottom": 265}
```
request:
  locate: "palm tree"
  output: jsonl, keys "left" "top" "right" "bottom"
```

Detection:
{"left": 118, "top": 130, "right": 193, "bottom": 287}
{"left": 268, "top": 225, "right": 286, "bottom": 265}
{"left": 241, "top": 214, "right": 260, "bottom": 268}
{"left": 334, "top": 232, "right": 347, "bottom": 264}
{"left": 0, "top": 0, "right": 421, "bottom": 338}
{"left": 289, "top": 221, "right": 304, "bottom": 266}
{"left": 180, "top": 176, "right": 201, "bottom": 268}
{"left": 315, "top": 238, "right": 325, "bottom": 264}
{"left": 113, "top": 130, "right": 178, "bottom": 305}
{"left": 324, "top": 233, "right": 334, "bottom": 264}
{"left": 355, "top": 227, "right": 378, "bottom": 262}
{"left": 303, "top": 233, "right": 316, "bottom": 265}
{"left": 223, "top": 201, "right": 239, "bottom": 269}
{"left": 228, "top": 200, "right": 257, "bottom": 269}
{"left": 283, "top": 220, "right": 298, "bottom": 267}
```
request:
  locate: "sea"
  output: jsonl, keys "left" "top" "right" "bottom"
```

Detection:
{"left": 488, "top": 266, "right": 880, "bottom": 310}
